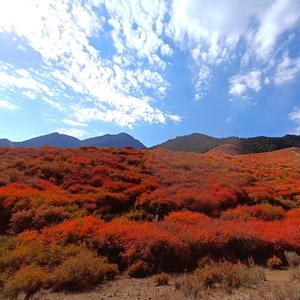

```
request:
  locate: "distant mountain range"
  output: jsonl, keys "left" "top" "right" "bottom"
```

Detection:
{"left": 1, "top": 132, "right": 300, "bottom": 154}
{"left": 0, "top": 132, "right": 145, "bottom": 149}
{"left": 154, "top": 133, "right": 300, "bottom": 154}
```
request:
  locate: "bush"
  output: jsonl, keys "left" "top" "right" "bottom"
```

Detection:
{"left": 195, "top": 264, "right": 222, "bottom": 288}
{"left": 267, "top": 255, "right": 282, "bottom": 269}
{"left": 154, "top": 273, "right": 169, "bottom": 286}
{"left": 49, "top": 249, "right": 118, "bottom": 291}
{"left": 4, "top": 265, "right": 47, "bottom": 299}
{"left": 127, "top": 261, "right": 152, "bottom": 278}
{"left": 217, "top": 261, "right": 264, "bottom": 291}
{"left": 284, "top": 251, "right": 300, "bottom": 267}
{"left": 33, "top": 206, "right": 69, "bottom": 229}
{"left": 176, "top": 261, "right": 264, "bottom": 295}
{"left": 10, "top": 210, "right": 34, "bottom": 233}
{"left": 124, "top": 209, "right": 154, "bottom": 222}
{"left": 174, "top": 274, "right": 207, "bottom": 299}
{"left": 221, "top": 204, "right": 286, "bottom": 221}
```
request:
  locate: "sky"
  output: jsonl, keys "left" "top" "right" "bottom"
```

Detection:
{"left": 0, "top": 0, "right": 300, "bottom": 147}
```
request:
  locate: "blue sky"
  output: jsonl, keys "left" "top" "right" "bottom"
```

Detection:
{"left": 0, "top": 0, "right": 300, "bottom": 147}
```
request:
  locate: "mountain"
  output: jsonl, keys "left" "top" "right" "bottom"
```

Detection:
{"left": 0, "top": 132, "right": 145, "bottom": 149}
{"left": 81, "top": 133, "right": 145, "bottom": 148}
{"left": 14, "top": 132, "right": 81, "bottom": 148}
{"left": 0, "top": 139, "right": 15, "bottom": 148}
{"left": 154, "top": 133, "right": 300, "bottom": 154}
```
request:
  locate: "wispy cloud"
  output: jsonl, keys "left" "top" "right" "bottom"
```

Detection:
{"left": 0, "top": 99, "right": 19, "bottom": 111}
{"left": 275, "top": 54, "right": 300, "bottom": 85}
{"left": 56, "top": 128, "right": 86, "bottom": 138}
{"left": 288, "top": 107, "right": 300, "bottom": 134}
{"left": 62, "top": 119, "right": 87, "bottom": 127}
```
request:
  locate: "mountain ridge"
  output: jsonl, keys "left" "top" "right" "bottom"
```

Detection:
{"left": 153, "top": 132, "right": 300, "bottom": 154}
{"left": 1, "top": 132, "right": 300, "bottom": 153}
{"left": 0, "top": 132, "right": 146, "bottom": 149}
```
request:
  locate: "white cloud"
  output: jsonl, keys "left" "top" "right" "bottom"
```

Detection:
{"left": 0, "top": 0, "right": 179, "bottom": 127}
{"left": 42, "top": 97, "right": 64, "bottom": 111}
{"left": 288, "top": 107, "right": 300, "bottom": 134}
{"left": 229, "top": 70, "right": 262, "bottom": 97}
{"left": 0, "top": 99, "right": 19, "bottom": 111}
{"left": 253, "top": 0, "right": 300, "bottom": 59}
{"left": 57, "top": 128, "right": 86, "bottom": 138}
{"left": 168, "top": 0, "right": 300, "bottom": 61}
{"left": 62, "top": 119, "right": 87, "bottom": 127}
{"left": 0, "top": 64, "right": 52, "bottom": 97}
{"left": 105, "top": 0, "right": 170, "bottom": 67}
{"left": 167, "top": 0, "right": 300, "bottom": 99}
{"left": 0, "top": 0, "right": 299, "bottom": 116}
{"left": 22, "top": 90, "right": 36, "bottom": 100}
{"left": 160, "top": 44, "right": 173, "bottom": 56}
{"left": 194, "top": 66, "right": 212, "bottom": 100}
{"left": 275, "top": 54, "right": 300, "bottom": 85}
{"left": 288, "top": 107, "right": 300, "bottom": 122}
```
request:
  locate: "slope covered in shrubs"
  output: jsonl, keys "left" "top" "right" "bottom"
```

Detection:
{"left": 0, "top": 146, "right": 300, "bottom": 297}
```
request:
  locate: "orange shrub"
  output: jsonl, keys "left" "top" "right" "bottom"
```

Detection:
{"left": 49, "top": 249, "right": 118, "bottom": 291}
{"left": 221, "top": 204, "right": 286, "bottom": 221}
{"left": 4, "top": 265, "right": 47, "bottom": 299}
{"left": 127, "top": 261, "right": 152, "bottom": 278}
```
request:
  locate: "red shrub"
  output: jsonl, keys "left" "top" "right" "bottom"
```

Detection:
{"left": 221, "top": 204, "right": 286, "bottom": 221}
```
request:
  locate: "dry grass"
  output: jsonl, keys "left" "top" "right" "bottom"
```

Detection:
{"left": 285, "top": 251, "right": 300, "bottom": 268}
{"left": 293, "top": 266, "right": 300, "bottom": 281}
{"left": 174, "top": 261, "right": 265, "bottom": 298}
{"left": 251, "top": 285, "right": 300, "bottom": 300}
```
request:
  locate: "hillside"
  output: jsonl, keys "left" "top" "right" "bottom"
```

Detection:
{"left": 0, "top": 132, "right": 145, "bottom": 149}
{"left": 0, "top": 147, "right": 299, "bottom": 298}
{"left": 154, "top": 133, "right": 300, "bottom": 154}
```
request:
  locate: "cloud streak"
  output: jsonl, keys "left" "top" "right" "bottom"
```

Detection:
{"left": 0, "top": 99, "right": 19, "bottom": 111}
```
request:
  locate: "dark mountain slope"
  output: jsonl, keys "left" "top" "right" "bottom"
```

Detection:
{"left": 0, "top": 139, "right": 15, "bottom": 148}
{"left": 81, "top": 133, "right": 145, "bottom": 149}
{"left": 15, "top": 132, "right": 81, "bottom": 148}
{"left": 154, "top": 133, "right": 300, "bottom": 154}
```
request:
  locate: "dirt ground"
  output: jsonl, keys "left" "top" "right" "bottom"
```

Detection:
{"left": 22, "top": 269, "right": 299, "bottom": 300}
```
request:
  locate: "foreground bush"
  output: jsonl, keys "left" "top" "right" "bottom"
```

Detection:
{"left": 49, "top": 249, "right": 118, "bottom": 291}
{"left": 4, "top": 265, "right": 47, "bottom": 299}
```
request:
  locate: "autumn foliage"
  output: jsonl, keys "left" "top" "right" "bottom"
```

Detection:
{"left": 0, "top": 146, "right": 300, "bottom": 296}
